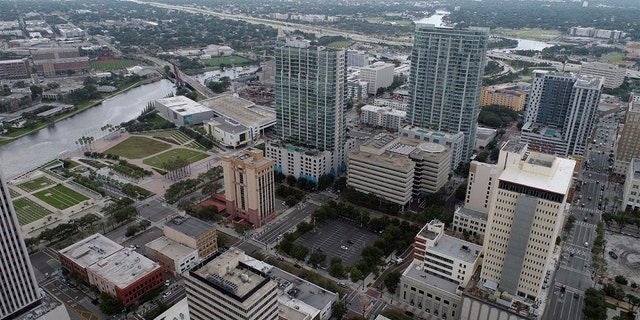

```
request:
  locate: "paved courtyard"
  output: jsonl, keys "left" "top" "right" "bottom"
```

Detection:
{"left": 604, "top": 231, "right": 640, "bottom": 285}
{"left": 295, "top": 217, "right": 380, "bottom": 267}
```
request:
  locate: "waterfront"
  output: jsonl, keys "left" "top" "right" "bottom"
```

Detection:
{"left": 0, "top": 79, "right": 175, "bottom": 178}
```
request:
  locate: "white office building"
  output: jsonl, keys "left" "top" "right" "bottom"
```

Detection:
{"left": 154, "top": 96, "right": 214, "bottom": 126}
{"left": 580, "top": 61, "right": 625, "bottom": 89}
{"left": 360, "top": 104, "right": 406, "bottom": 130}
{"left": 360, "top": 62, "right": 394, "bottom": 94}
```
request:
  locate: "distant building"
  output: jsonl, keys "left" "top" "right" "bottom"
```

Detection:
{"left": 622, "top": 158, "right": 640, "bottom": 212}
{"left": 203, "top": 117, "right": 251, "bottom": 148}
{"left": 373, "top": 97, "right": 408, "bottom": 112}
{"left": 145, "top": 237, "right": 198, "bottom": 276}
{"left": 359, "top": 104, "right": 406, "bottom": 130}
{"left": 400, "top": 220, "right": 482, "bottom": 320}
{"left": 568, "top": 27, "right": 624, "bottom": 39}
{"left": 474, "top": 127, "right": 497, "bottom": 150}
{"left": 0, "top": 58, "right": 31, "bottom": 79}
{"left": 480, "top": 86, "right": 526, "bottom": 111}
{"left": 200, "top": 94, "right": 276, "bottom": 141}
{"left": 163, "top": 215, "right": 218, "bottom": 259}
{"left": 360, "top": 62, "right": 394, "bottom": 94}
{"left": 580, "top": 61, "right": 625, "bottom": 89}
{"left": 58, "top": 234, "right": 164, "bottom": 306}
{"left": 615, "top": 100, "right": 640, "bottom": 175}
{"left": 346, "top": 80, "right": 367, "bottom": 101}
{"left": 55, "top": 23, "right": 85, "bottom": 38}
{"left": 347, "top": 50, "right": 369, "bottom": 67}
{"left": 32, "top": 47, "right": 89, "bottom": 77}
{"left": 221, "top": 148, "right": 275, "bottom": 228}
{"left": 154, "top": 96, "right": 214, "bottom": 126}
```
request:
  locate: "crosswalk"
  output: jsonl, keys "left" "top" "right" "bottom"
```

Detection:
{"left": 572, "top": 207, "right": 600, "bottom": 215}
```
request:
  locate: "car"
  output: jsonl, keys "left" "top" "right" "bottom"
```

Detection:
{"left": 316, "top": 247, "right": 324, "bottom": 252}
{"left": 294, "top": 263, "right": 302, "bottom": 269}
{"left": 583, "top": 217, "right": 588, "bottom": 222}
{"left": 609, "top": 251, "right": 618, "bottom": 259}
{"left": 340, "top": 245, "right": 349, "bottom": 250}
{"left": 162, "top": 291, "right": 172, "bottom": 298}
{"left": 584, "top": 242, "right": 589, "bottom": 247}
{"left": 596, "top": 180, "right": 600, "bottom": 184}
{"left": 347, "top": 240, "right": 355, "bottom": 244}
{"left": 337, "top": 282, "right": 348, "bottom": 288}
{"left": 276, "top": 256, "right": 284, "bottom": 261}
{"left": 574, "top": 292, "right": 580, "bottom": 299}
{"left": 165, "top": 280, "right": 171, "bottom": 286}
{"left": 570, "top": 252, "right": 574, "bottom": 257}
{"left": 561, "top": 284, "right": 566, "bottom": 292}
{"left": 588, "top": 196, "right": 592, "bottom": 201}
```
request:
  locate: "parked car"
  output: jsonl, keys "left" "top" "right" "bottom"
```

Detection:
{"left": 609, "top": 251, "right": 618, "bottom": 259}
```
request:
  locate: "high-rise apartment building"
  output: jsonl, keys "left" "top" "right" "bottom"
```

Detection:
{"left": 268, "top": 33, "right": 352, "bottom": 181}
{"left": 222, "top": 148, "right": 275, "bottom": 228}
{"left": 614, "top": 100, "right": 640, "bottom": 175}
{"left": 0, "top": 171, "right": 41, "bottom": 319}
{"left": 480, "top": 141, "right": 575, "bottom": 300}
{"left": 274, "top": 35, "right": 346, "bottom": 152}
{"left": 407, "top": 24, "right": 489, "bottom": 161}
{"left": 521, "top": 70, "right": 603, "bottom": 156}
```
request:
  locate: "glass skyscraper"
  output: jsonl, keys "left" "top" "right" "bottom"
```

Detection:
{"left": 407, "top": 24, "right": 489, "bottom": 161}
{"left": 0, "top": 171, "right": 40, "bottom": 319}
{"left": 274, "top": 36, "right": 347, "bottom": 152}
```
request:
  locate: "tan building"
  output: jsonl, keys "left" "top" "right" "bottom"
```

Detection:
{"left": 480, "top": 141, "right": 575, "bottom": 301}
{"left": 145, "top": 237, "right": 198, "bottom": 276}
{"left": 164, "top": 215, "right": 218, "bottom": 259}
{"left": 222, "top": 148, "right": 275, "bottom": 228}
{"left": 615, "top": 101, "right": 640, "bottom": 175}
{"left": 409, "top": 143, "right": 452, "bottom": 195}
{"left": 185, "top": 249, "right": 278, "bottom": 320}
{"left": 452, "top": 161, "right": 497, "bottom": 237}
{"left": 480, "top": 87, "right": 526, "bottom": 111}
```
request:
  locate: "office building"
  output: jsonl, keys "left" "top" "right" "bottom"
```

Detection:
{"left": 347, "top": 51, "right": 369, "bottom": 67}
{"left": 480, "top": 141, "right": 575, "bottom": 300}
{"left": 614, "top": 101, "right": 640, "bottom": 175}
{"left": 622, "top": 159, "right": 640, "bottom": 212}
{"left": 222, "top": 148, "right": 275, "bottom": 228}
{"left": 0, "top": 171, "right": 41, "bottom": 319}
{"left": 522, "top": 71, "right": 603, "bottom": 157}
{"left": 204, "top": 117, "right": 251, "bottom": 148}
{"left": 0, "top": 58, "right": 31, "bottom": 80}
{"left": 58, "top": 234, "right": 164, "bottom": 306}
{"left": 154, "top": 96, "right": 214, "bottom": 127}
{"left": 407, "top": 24, "right": 489, "bottom": 161}
{"left": 164, "top": 215, "right": 218, "bottom": 259}
{"left": 271, "top": 34, "right": 351, "bottom": 180}
{"left": 185, "top": 249, "right": 278, "bottom": 320}
{"left": 480, "top": 86, "right": 526, "bottom": 111}
{"left": 145, "top": 237, "right": 198, "bottom": 276}
{"left": 400, "top": 220, "right": 482, "bottom": 320}
{"left": 580, "top": 61, "right": 625, "bottom": 89}
{"left": 374, "top": 98, "right": 408, "bottom": 112}
{"left": 359, "top": 104, "right": 406, "bottom": 130}
{"left": 400, "top": 125, "right": 465, "bottom": 171}
{"left": 452, "top": 161, "right": 497, "bottom": 237}
{"left": 200, "top": 94, "right": 276, "bottom": 142}
{"left": 360, "top": 62, "right": 394, "bottom": 94}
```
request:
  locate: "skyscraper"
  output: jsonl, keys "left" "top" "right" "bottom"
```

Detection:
{"left": 521, "top": 70, "right": 603, "bottom": 156}
{"left": 0, "top": 171, "right": 40, "bottom": 319}
{"left": 274, "top": 35, "right": 346, "bottom": 152}
{"left": 407, "top": 24, "right": 489, "bottom": 161}
{"left": 614, "top": 99, "right": 640, "bottom": 175}
{"left": 480, "top": 141, "right": 575, "bottom": 300}
{"left": 267, "top": 33, "right": 352, "bottom": 182}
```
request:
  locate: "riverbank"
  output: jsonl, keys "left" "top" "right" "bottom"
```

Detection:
{"left": 0, "top": 77, "right": 162, "bottom": 147}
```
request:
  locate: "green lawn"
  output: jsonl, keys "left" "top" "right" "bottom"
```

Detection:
{"left": 605, "top": 55, "right": 625, "bottom": 63}
{"left": 17, "top": 176, "right": 56, "bottom": 193}
{"left": 90, "top": 59, "right": 138, "bottom": 71}
{"left": 327, "top": 41, "right": 353, "bottom": 49}
{"left": 8, "top": 188, "right": 20, "bottom": 198}
{"left": 203, "top": 55, "right": 253, "bottom": 68}
{"left": 13, "top": 198, "right": 52, "bottom": 225}
{"left": 33, "top": 185, "right": 89, "bottom": 210}
{"left": 142, "top": 148, "right": 209, "bottom": 168}
{"left": 105, "top": 136, "right": 171, "bottom": 159}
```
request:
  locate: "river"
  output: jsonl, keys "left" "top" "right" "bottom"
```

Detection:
{"left": 0, "top": 79, "right": 175, "bottom": 179}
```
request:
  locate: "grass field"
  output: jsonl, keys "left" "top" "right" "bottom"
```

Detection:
{"left": 492, "top": 28, "right": 562, "bottom": 41}
{"left": 13, "top": 198, "right": 52, "bottom": 225}
{"left": 203, "top": 55, "right": 253, "bottom": 68}
{"left": 106, "top": 136, "right": 171, "bottom": 159}
{"left": 142, "top": 148, "right": 209, "bottom": 168}
{"left": 327, "top": 41, "right": 353, "bottom": 49}
{"left": 143, "top": 130, "right": 207, "bottom": 150}
{"left": 605, "top": 55, "right": 625, "bottom": 63}
{"left": 17, "top": 176, "right": 56, "bottom": 192}
{"left": 90, "top": 59, "right": 138, "bottom": 71}
{"left": 33, "top": 185, "right": 89, "bottom": 210}
{"left": 8, "top": 188, "right": 20, "bottom": 198}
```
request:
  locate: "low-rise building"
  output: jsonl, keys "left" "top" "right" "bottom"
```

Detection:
{"left": 154, "top": 96, "right": 214, "bottom": 126}
{"left": 400, "top": 125, "right": 465, "bottom": 171}
{"left": 373, "top": 98, "right": 408, "bottom": 112}
{"left": 401, "top": 220, "right": 482, "bottom": 320}
{"left": 475, "top": 127, "right": 497, "bottom": 150}
{"left": 480, "top": 86, "right": 526, "bottom": 111}
{"left": 200, "top": 94, "right": 276, "bottom": 141}
{"left": 58, "top": 234, "right": 164, "bottom": 306}
{"left": 359, "top": 104, "right": 406, "bottom": 130}
{"left": 203, "top": 117, "right": 251, "bottom": 148}
{"left": 622, "top": 158, "right": 640, "bottom": 212}
{"left": 145, "top": 237, "right": 198, "bottom": 277}
{"left": 164, "top": 215, "right": 218, "bottom": 259}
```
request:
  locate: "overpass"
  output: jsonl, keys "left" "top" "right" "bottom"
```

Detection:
{"left": 142, "top": 55, "right": 216, "bottom": 98}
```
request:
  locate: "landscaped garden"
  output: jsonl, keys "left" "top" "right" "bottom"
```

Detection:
{"left": 105, "top": 136, "right": 171, "bottom": 159}
{"left": 33, "top": 185, "right": 89, "bottom": 210}
{"left": 13, "top": 198, "right": 52, "bottom": 225}
{"left": 142, "top": 148, "right": 209, "bottom": 168}
{"left": 17, "top": 176, "right": 56, "bottom": 192}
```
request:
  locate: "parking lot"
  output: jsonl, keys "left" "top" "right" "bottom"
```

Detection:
{"left": 295, "top": 217, "right": 380, "bottom": 266}
{"left": 604, "top": 231, "right": 640, "bottom": 285}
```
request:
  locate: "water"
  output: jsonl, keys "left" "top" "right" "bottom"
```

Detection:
{"left": 414, "top": 10, "right": 449, "bottom": 27}
{"left": 496, "top": 38, "right": 554, "bottom": 52}
{"left": 0, "top": 80, "right": 175, "bottom": 178}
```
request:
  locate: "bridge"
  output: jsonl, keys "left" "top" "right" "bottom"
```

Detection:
{"left": 141, "top": 55, "right": 217, "bottom": 98}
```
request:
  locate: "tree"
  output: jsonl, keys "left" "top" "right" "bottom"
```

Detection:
{"left": 30, "top": 85, "right": 43, "bottom": 96}
{"left": 615, "top": 275, "right": 629, "bottom": 286}
{"left": 583, "top": 288, "right": 607, "bottom": 320}
{"left": 125, "top": 225, "right": 139, "bottom": 237}
{"left": 627, "top": 294, "right": 640, "bottom": 313}
{"left": 384, "top": 271, "right": 401, "bottom": 294}
{"left": 99, "top": 292, "right": 124, "bottom": 316}
{"left": 349, "top": 266, "right": 363, "bottom": 282}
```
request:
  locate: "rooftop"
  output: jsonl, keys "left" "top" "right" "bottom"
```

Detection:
{"left": 431, "top": 234, "right": 482, "bottom": 264}
{"left": 361, "top": 104, "right": 406, "bottom": 117}
{"left": 58, "top": 233, "right": 122, "bottom": 269}
{"left": 155, "top": 96, "right": 211, "bottom": 115}
{"left": 403, "top": 260, "right": 459, "bottom": 294}
{"left": 165, "top": 215, "right": 215, "bottom": 238}
{"left": 206, "top": 117, "right": 249, "bottom": 134}
{"left": 146, "top": 237, "right": 197, "bottom": 260}
{"left": 500, "top": 152, "right": 575, "bottom": 195}
{"left": 200, "top": 94, "right": 276, "bottom": 128}
{"left": 152, "top": 297, "right": 190, "bottom": 320}
{"left": 401, "top": 125, "right": 464, "bottom": 139}
{"left": 456, "top": 206, "right": 489, "bottom": 221}
{"left": 88, "top": 249, "right": 160, "bottom": 289}
{"left": 501, "top": 140, "right": 527, "bottom": 154}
